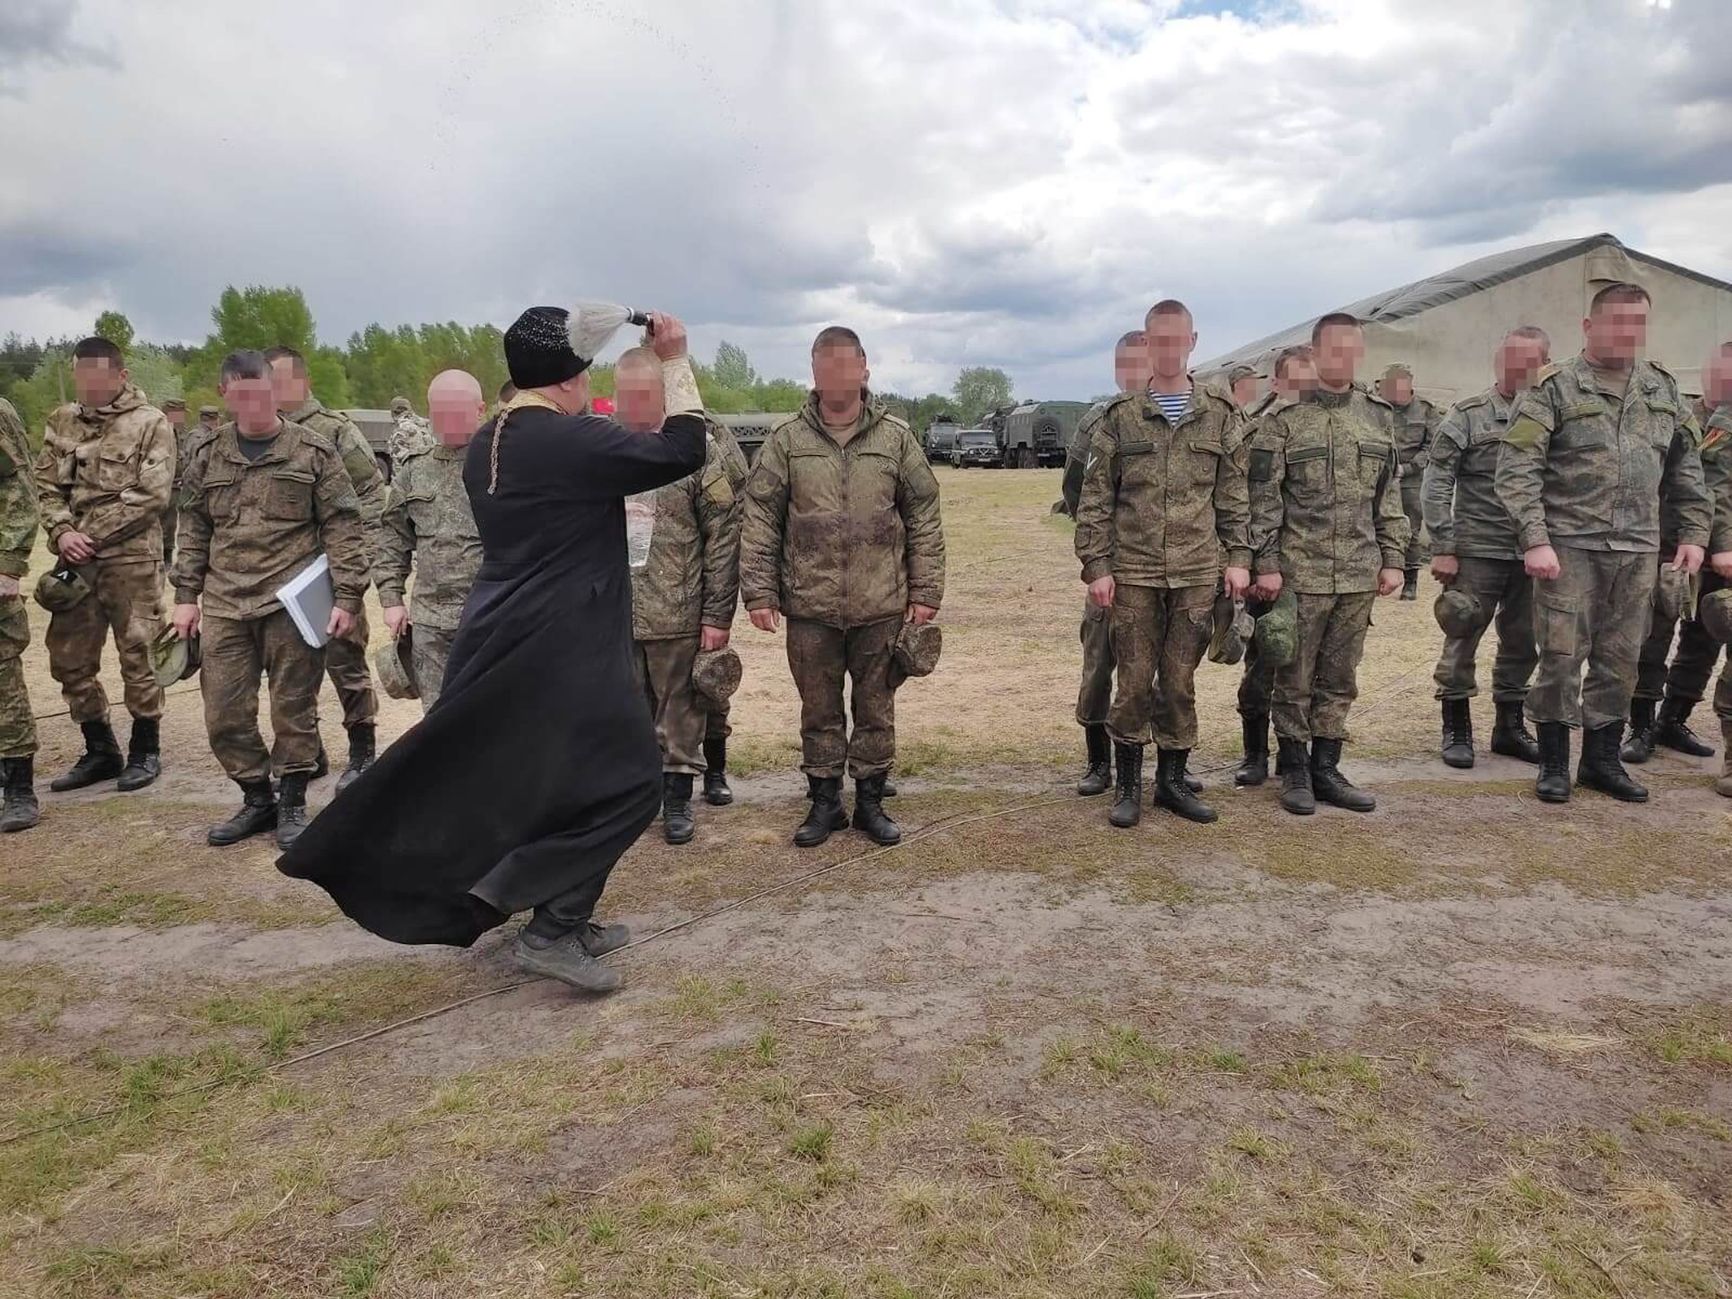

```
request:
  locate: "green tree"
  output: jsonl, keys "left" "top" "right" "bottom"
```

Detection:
{"left": 125, "top": 344, "right": 183, "bottom": 407}
{"left": 208, "top": 285, "right": 316, "bottom": 353}
{"left": 93, "top": 310, "right": 134, "bottom": 352}
{"left": 952, "top": 367, "right": 1013, "bottom": 425}
{"left": 712, "top": 340, "right": 758, "bottom": 390}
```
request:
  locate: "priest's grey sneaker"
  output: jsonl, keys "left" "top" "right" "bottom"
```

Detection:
{"left": 576, "top": 921, "right": 631, "bottom": 958}
{"left": 515, "top": 930, "right": 622, "bottom": 993}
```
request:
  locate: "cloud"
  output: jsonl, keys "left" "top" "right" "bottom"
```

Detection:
{"left": 0, "top": 1, "right": 118, "bottom": 94}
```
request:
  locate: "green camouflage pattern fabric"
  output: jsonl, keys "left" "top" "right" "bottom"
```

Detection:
{"left": 200, "top": 610, "right": 325, "bottom": 780}
{"left": 785, "top": 615, "right": 900, "bottom": 779}
{"left": 1496, "top": 354, "right": 1709, "bottom": 554}
{"left": 1699, "top": 400, "right": 1732, "bottom": 556}
{"left": 377, "top": 443, "right": 482, "bottom": 634}
{"left": 1431, "top": 556, "right": 1536, "bottom": 703}
{"left": 1106, "top": 582, "right": 1215, "bottom": 748}
{"left": 635, "top": 635, "right": 707, "bottom": 774}
{"left": 632, "top": 424, "right": 745, "bottom": 640}
{"left": 1248, "top": 388, "right": 1409, "bottom": 594}
{"left": 1423, "top": 386, "right": 1523, "bottom": 560}
{"left": 0, "top": 399, "right": 38, "bottom": 758}
{"left": 34, "top": 384, "right": 176, "bottom": 566}
{"left": 1074, "top": 384, "right": 1252, "bottom": 588}
{"left": 44, "top": 559, "right": 165, "bottom": 722}
{"left": 1060, "top": 402, "right": 1109, "bottom": 519}
{"left": 1528, "top": 547, "right": 1656, "bottom": 729}
{"left": 1076, "top": 598, "right": 1113, "bottom": 726}
{"left": 1271, "top": 591, "right": 1376, "bottom": 743}
{"left": 1390, "top": 396, "right": 1440, "bottom": 473}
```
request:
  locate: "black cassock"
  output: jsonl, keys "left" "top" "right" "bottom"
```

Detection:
{"left": 278, "top": 405, "right": 707, "bottom": 946}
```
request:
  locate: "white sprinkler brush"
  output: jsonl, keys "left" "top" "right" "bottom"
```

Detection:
{"left": 567, "top": 301, "right": 652, "bottom": 365}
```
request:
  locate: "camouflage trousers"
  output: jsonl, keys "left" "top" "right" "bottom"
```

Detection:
{"left": 1237, "top": 595, "right": 1275, "bottom": 718}
{"left": 634, "top": 635, "right": 707, "bottom": 775}
{"left": 1528, "top": 547, "right": 1656, "bottom": 731}
{"left": 201, "top": 610, "right": 326, "bottom": 781}
{"left": 1399, "top": 473, "right": 1428, "bottom": 569}
{"left": 45, "top": 557, "right": 165, "bottom": 724}
{"left": 1634, "top": 568, "right": 1727, "bottom": 704}
{"left": 0, "top": 595, "right": 35, "bottom": 759}
{"left": 785, "top": 616, "right": 900, "bottom": 780}
{"left": 322, "top": 604, "right": 378, "bottom": 728}
{"left": 1076, "top": 598, "right": 1114, "bottom": 727}
{"left": 1272, "top": 592, "right": 1376, "bottom": 743}
{"left": 161, "top": 503, "right": 178, "bottom": 567}
{"left": 411, "top": 620, "right": 458, "bottom": 714}
{"left": 1106, "top": 583, "right": 1215, "bottom": 750}
{"left": 1431, "top": 556, "right": 1537, "bottom": 703}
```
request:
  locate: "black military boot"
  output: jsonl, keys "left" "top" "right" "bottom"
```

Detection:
{"left": 208, "top": 779, "right": 277, "bottom": 846}
{"left": 794, "top": 776, "right": 848, "bottom": 848}
{"left": 1311, "top": 737, "right": 1376, "bottom": 812}
{"left": 1578, "top": 723, "right": 1649, "bottom": 803}
{"left": 1154, "top": 748, "right": 1216, "bottom": 823}
{"left": 1620, "top": 697, "right": 1657, "bottom": 764}
{"left": 115, "top": 717, "right": 162, "bottom": 792}
{"left": 701, "top": 737, "right": 733, "bottom": 806}
{"left": 1535, "top": 722, "right": 1571, "bottom": 803}
{"left": 50, "top": 719, "right": 123, "bottom": 792}
{"left": 852, "top": 773, "right": 901, "bottom": 845}
{"left": 1400, "top": 568, "right": 1419, "bottom": 601}
{"left": 1653, "top": 697, "right": 1716, "bottom": 757}
{"left": 515, "top": 927, "right": 623, "bottom": 993}
{"left": 1108, "top": 742, "right": 1143, "bottom": 828}
{"left": 312, "top": 743, "right": 331, "bottom": 780}
{"left": 662, "top": 772, "right": 695, "bottom": 845}
{"left": 881, "top": 777, "right": 898, "bottom": 798}
{"left": 1234, "top": 712, "right": 1269, "bottom": 787}
{"left": 0, "top": 757, "right": 40, "bottom": 832}
{"left": 1440, "top": 697, "right": 1474, "bottom": 769}
{"left": 274, "top": 773, "right": 311, "bottom": 849}
{"left": 1077, "top": 723, "right": 1112, "bottom": 796}
{"left": 1276, "top": 737, "right": 1314, "bottom": 815}
{"left": 1489, "top": 700, "right": 1541, "bottom": 764}
{"left": 335, "top": 723, "right": 375, "bottom": 793}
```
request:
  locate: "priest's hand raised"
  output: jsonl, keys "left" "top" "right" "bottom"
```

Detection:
{"left": 647, "top": 313, "right": 687, "bottom": 360}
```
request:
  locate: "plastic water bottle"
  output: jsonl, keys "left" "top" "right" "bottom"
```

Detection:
{"left": 625, "top": 493, "right": 657, "bottom": 569}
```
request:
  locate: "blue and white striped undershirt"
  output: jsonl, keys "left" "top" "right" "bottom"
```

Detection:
{"left": 1147, "top": 386, "right": 1191, "bottom": 424}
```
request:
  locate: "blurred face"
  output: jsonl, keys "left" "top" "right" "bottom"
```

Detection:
{"left": 201, "top": 412, "right": 219, "bottom": 427}
{"left": 1379, "top": 372, "right": 1414, "bottom": 405}
{"left": 1274, "top": 355, "right": 1318, "bottom": 399}
{"left": 165, "top": 408, "right": 185, "bottom": 429}
{"left": 1231, "top": 374, "right": 1258, "bottom": 407}
{"left": 614, "top": 363, "right": 665, "bottom": 433}
{"left": 1144, "top": 312, "right": 1196, "bottom": 381}
{"left": 267, "top": 357, "right": 311, "bottom": 411}
{"left": 812, "top": 341, "right": 868, "bottom": 407}
{"left": 1113, "top": 337, "right": 1147, "bottom": 393}
{"left": 1704, "top": 351, "right": 1732, "bottom": 407}
{"left": 1314, "top": 325, "right": 1365, "bottom": 389}
{"left": 221, "top": 374, "right": 278, "bottom": 432}
{"left": 1583, "top": 297, "right": 1649, "bottom": 368}
{"left": 72, "top": 357, "right": 126, "bottom": 407}
{"left": 1496, "top": 335, "right": 1549, "bottom": 395}
{"left": 427, "top": 371, "right": 486, "bottom": 447}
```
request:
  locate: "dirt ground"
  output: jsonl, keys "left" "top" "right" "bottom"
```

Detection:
{"left": 3, "top": 468, "right": 1730, "bottom": 1299}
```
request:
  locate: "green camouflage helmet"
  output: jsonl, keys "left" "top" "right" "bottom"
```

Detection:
{"left": 691, "top": 646, "right": 743, "bottom": 711}
{"left": 33, "top": 564, "right": 91, "bottom": 614}
{"left": 1698, "top": 587, "right": 1732, "bottom": 644}
{"left": 891, "top": 620, "right": 942, "bottom": 683}
{"left": 150, "top": 624, "right": 201, "bottom": 688}
{"left": 1434, "top": 589, "right": 1487, "bottom": 639}
{"left": 1207, "top": 595, "right": 1256, "bottom": 665}
{"left": 375, "top": 628, "right": 419, "bottom": 701}
{"left": 1253, "top": 589, "right": 1298, "bottom": 668}
{"left": 1653, "top": 566, "right": 1689, "bottom": 624}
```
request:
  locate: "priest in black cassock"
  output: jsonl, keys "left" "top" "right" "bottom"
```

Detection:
{"left": 278, "top": 307, "right": 708, "bottom": 992}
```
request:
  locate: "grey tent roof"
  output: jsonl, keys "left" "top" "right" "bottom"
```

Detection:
{"left": 1199, "top": 233, "right": 1732, "bottom": 374}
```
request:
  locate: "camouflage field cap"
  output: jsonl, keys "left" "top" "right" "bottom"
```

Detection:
{"left": 1698, "top": 588, "right": 1732, "bottom": 644}
{"left": 375, "top": 628, "right": 419, "bottom": 700}
{"left": 198, "top": 404, "right": 220, "bottom": 418}
{"left": 162, "top": 397, "right": 186, "bottom": 412}
{"left": 33, "top": 564, "right": 91, "bottom": 613}
{"left": 150, "top": 624, "right": 201, "bottom": 688}
{"left": 1227, "top": 364, "right": 1257, "bottom": 382}
{"left": 1434, "top": 588, "right": 1486, "bottom": 639}
{"left": 1654, "top": 565, "right": 1690, "bottom": 624}
{"left": 390, "top": 396, "right": 412, "bottom": 415}
{"left": 1207, "top": 595, "right": 1256, "bottom": 665}
{"left": 892, "top": 620, "right": 942, "bottom": 681}
{"left": 1253, "top": 588, "right": 1298, "bottom": 668}
{"left": 691, "top": 646, "right": 743, "bottom": 710}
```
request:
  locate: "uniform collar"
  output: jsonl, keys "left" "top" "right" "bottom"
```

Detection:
{"left": 286, "top": 397, "right": 326, "bottom": 423}
{"left": 79, "top": 382, "right": 146, "bottom": 422}
{"left": 222, "top": 417, "right": 296, "bottom": 463}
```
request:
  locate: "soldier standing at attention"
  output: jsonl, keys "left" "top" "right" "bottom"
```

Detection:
{"left": 1227, "top": 364, "right": 1259, "bottom": 409}
{"left": 1497, "top": 282, "right": 1710, "bottom": 804}
{"left": 1423, "top": 326, "right": 1550, "bottom": 768}
{"left": 376, "top": 369, "right": 486, "bottom": 712}
{"left": 33, "top": 335, "right": 175, "bottom": 794}
{"left": 160, "top": 398, "right": 191, "bottom": 565}
{"left": 1621, "top": 342, "right": 1732, "bottom": 765}
{"left": 740, "top": 326, "right": 945, "bottom": 848}
{"left": 1061, "top": 329, "right": 1147, "bottom": 798}
{"left": 1233, "top": 344, "right": 1316, "bottom": 788}
{"left": 616, "top": 348, "right": 742, "bottom": 844}
{"left": 389, "top": 396, "right": 434, "bottom": 464}
{"left": 1249, "top": 313, "right": 1408, "bottom": 816}
{"left": 1076, "top": 302, "right": 1251, "bottom": 827}
{"left": 267, "top": 346, "right": 387, "bottom": 791}
{"left": 697, "top": 415, "right": 752, "bottom": 807}
{"left": 1375, "top": 363, "right": 1439, "bottom": 600}
{"left": 172, "top": 350, "right": 369, "bottom": 848}
{"left": 1, "top": 397, "right": 41, "bottom": 832}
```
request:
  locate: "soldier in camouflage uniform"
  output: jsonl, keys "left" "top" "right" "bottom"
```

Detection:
{"left": 1376, "top": 363, "right": 1440, "bottom": 599}
{"left": 1423, "top": 326, "right": 1550, "bottom": 769}
{"left": 1232, "top": 344, "right": 1316, "bottom": 788}
{"left": 699, "top": 415, "right": 753, "bottom": 807}
{"left": 614, "top": 349, "right": 743, "bottom": 844}
{"left": 741, "top": 326, "right": 945, "bottom": 848}
{"left": 1227, "top": 364, "right": 1259, "bottom": 409}
{"left": 173, "top": 350, "right": 369, "bottom": 849}
{"left": 389, "top": 396, "right": 435, "bottom": 464}
{"left": 1701, "top": 349, "right": 1732, "bottom": 791}
{"left": 1060, "top": 330, "right": 1147, "bottom": 797}
{"left": 1076, "top": 301, "right": 1251, "bottom": 828}
{"left": 376, "top": 371, "right": 485, "bottom": 713}
{"left": 1496, "top": 282, "right": 1710, "bottom": 805}
{"left": 33, "top": 336, "right": 175, "bottom": 794}
{"left": 268, "top": 347, "right": 387, "bottom": 791}
{"left": 1249, "top": 314, "right": 1408, "bottom": 816}
{"left": 1, "top": 398, "right": 41, "bottom": 832}
{"left": 160, "top": 398, "right": 191, "bottom": 565}
{"left": 198, "top": 405, "right": 221, "bottom": 434}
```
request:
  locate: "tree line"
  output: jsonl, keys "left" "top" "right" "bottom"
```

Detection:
{"left": 0, "top": 286, "right": 1017, "bottom": 447}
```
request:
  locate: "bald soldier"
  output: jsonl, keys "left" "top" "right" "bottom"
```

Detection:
{"left": 1376, "top": 363, "right": 1441, "bottom": 600}
{"left": 377, "top": 370, "right": 485, "bottom": 711}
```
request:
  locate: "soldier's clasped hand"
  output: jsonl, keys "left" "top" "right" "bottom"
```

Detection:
{"left": 1523, "top": 544, "right": 1561, "bottom": 581}
{"left": 171, "top": 601, "right": 201, "bottom": 640}
{"left": 1430, "top": 554, "right": 1460, "bottom": 584}
{"left": 749, "top": 607, "right": 781, "bottom": 633}
{"left": 57, "top": 531, "right": 97, "bottom": 565}
{"left": 1377, "top": 567, "right": 1404, "bottom": 597}
{"left": 1087, "top": 575, "right": 1115, "bottom": 609}
{"left": 1671, "top": 544, "right": 1705, "bottom": 576}
{"left": 383, "top": 606, "right": 411, "bottom": 639}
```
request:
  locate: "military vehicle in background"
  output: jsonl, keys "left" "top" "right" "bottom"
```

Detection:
{"left": 950, "top": 428, "right": 1001, "bottom": 468}
{"left": 924, "top": 419, "right": 961, "bottom": 462}
{"left": 1000, "top": 400, "right": 1090, "bottom": 468}
{"left": 711, "top": 411, "right": 783, "bottom": 464}
{"left": 341, "top": 409, "right": 400, "bottom": 480}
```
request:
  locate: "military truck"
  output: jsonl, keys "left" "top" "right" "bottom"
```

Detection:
{"left": 1000, "top": 400, "right": 1090, "bottom": 468}
{"left": 711, "top": 411, "right": 783, "bottom": 464}
{"left": 341, "top": 409, "right": 400, "bottom": 480}
{"left": 924, "top": 419, "right": 961, "bottom": 462}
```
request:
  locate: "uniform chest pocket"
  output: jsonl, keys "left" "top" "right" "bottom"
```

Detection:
{"left": 265, "top": 468, "right": 316, "bottom": 520}
{"left": 1640, "top": 399, "right": 1681, "bottom": 451}
{"left": 202, "top": 466, "right": 240, "bottom": 519}
{"left": 1185, "top": 440, "right": 1223, "bottom": 487}
{"left": 96, "top": 447, "right": 136, "bottom": 491}
{"left": 1285, "top": 442, "right": 1329, "bottom": 492}
{"left": 1553, "top": 402, "right": 1610, "bottom": 451}
{"left": 849, "top": 448, "right": 901, "bottom": 510}
{"left": 1460, "top": 443, "right": 1499, "bottom": 476}
{"left": 1356, "top": 440, "right": 1393, "bottom": 489}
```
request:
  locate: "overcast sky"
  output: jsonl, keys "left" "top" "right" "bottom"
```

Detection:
{"left": 3, "top": 0, "right": 1729, "bottom": 398}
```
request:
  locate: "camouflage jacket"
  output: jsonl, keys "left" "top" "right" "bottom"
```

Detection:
{"left": 169, "top": 421, "right": 197, "bottom": 490}
{"left": 390, "top": 413, "right": 435, "bottom": 465}
{"left": 1422, "top": 385, "right": 1523, "bottom": 560}
{"left": 0, "top": 400, "right": 38, "bottom": 579}
{"left": 1390, "top": 397, "right": 1440, "bottom": 476}
{"left": 632, "top": 421, "right": 746, "bottom": 640}
{"left": 741, "top": 397, "right": 945, "bottom": 628}
{"left": 171, "top": 420, "right": 369, "bottom": 620}
{"left": 1059, "top": 402, "right": 1109, "bottom": 519}
{"left": 285, "top": 398, "right": 387, "bottom": 529}
{"left": 1248, "top": 387, "right": 1410, "bottom": 594}
{"left": 1496, "top": 354, "right": 1709, "bottom": 554}
{"left": 376, "top": 442, "right": 481, "bottom": 632}
{"left": 1697, "top": 399, "right": 1732, "bottom": 557}
{"left": 1075, "top": 384, "right": 1252, "bottom": 588}
{"left": 33, "top": 383, "right": 175, "bottom": 566}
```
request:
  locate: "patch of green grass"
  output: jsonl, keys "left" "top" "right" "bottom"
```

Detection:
{"left": 1197, "top": 1045, "right": 1248, "bottom": 1074}
{"left": 335, "top": 1228, "right": 391, "bottom": 1295}
{"left": 1267, "top": 1051, "right": 1382, "bottom": 1095}
{"left": 1225, "top": 1126, "right": 1285, "bottom": 1161}
{"left": 43, "top": 1245, "right": 164, "bottom": 1298}
{"left": 790, "top": 1122, "right": 834, "bottom": 1162}
{"left": 198, "top": 963, "right": 461, "bottom": 1059}
{"left": 1126, "top": 1231, "right": 1202, "bottom": 1296}
{"left": 1649, "top": 1015, "right": 1732, "bottom": 1067}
